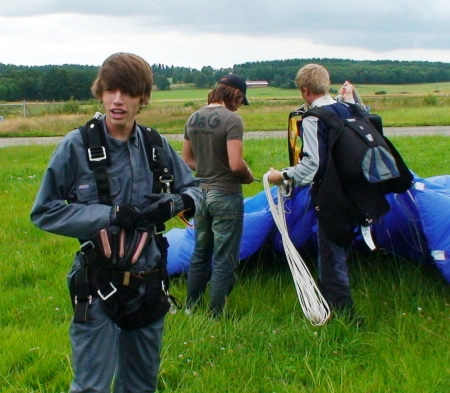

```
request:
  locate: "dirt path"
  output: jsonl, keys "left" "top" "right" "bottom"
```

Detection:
{"left": 1, "top": 126, "right": 450, "bottom": 148}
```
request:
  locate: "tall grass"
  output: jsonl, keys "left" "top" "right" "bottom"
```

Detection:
{"left": 0, "top": 136, "right": 449, "bottom": 392}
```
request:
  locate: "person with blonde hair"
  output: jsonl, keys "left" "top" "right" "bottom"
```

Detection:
{"left": 268, "top": 64, "right": 364, "bottom": 325}
{"left": 295, "top": 63, "right": 331, "bottom": 95}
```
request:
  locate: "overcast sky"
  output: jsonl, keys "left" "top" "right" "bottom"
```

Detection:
{"left": 1, "top": 0, "right": 450, "bottom": 69}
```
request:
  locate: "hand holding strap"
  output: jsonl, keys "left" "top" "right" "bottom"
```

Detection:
{"left": 143, "top": 193, "right": 195, "bottom": 226}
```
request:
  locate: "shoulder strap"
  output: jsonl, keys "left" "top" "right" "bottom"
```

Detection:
{"left": 79, "top": 120, "right": 175, "bottom": 206}
{"left": 79, "top": 116, "right": 112, "bottom": 205}
{"left": 302, "top": 107, "right": 345, "bottom": 147}
{"left": 139, "top": 125, "right": 173, "bottom": 194}
{"left": 138, "top": 125, "right": 173, "bottom": 246}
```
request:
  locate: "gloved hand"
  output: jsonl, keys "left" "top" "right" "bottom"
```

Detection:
{"left": 110, "top": 204, "right": 148, "bottom": 230}
{"left": 143, "top": 193, "right": 194, "bottom": 225}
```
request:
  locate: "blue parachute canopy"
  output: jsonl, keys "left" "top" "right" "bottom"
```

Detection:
{"left": 166, "top": 173, "right": 450, "bottom": 284}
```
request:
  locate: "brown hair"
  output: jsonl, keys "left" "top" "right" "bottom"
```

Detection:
{"left": 207, "top": 84, "right": 243, "bottom": 111}
{"left": 90, "top": 52, "right": 153, "bottom": 105}
{"left": 295, "top": 63, "right": 330, "bottom": 95}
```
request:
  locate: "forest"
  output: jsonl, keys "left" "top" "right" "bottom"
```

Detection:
{"left": 1, "top": 58, "right": 450, "bottom": 102}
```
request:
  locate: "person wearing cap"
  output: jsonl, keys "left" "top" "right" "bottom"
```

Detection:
{"left": 182, "top": 74, "right": 253, "bottom": 317}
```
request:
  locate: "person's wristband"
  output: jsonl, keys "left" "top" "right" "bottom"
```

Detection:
{"left": 282, "top": 170, "right": 290, "bottom": 180}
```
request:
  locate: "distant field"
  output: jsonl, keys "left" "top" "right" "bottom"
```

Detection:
{"left": 332, "top": 81, "right": 450, "bottom": 96}
{"left": 152, "top": 86, "right": 299, "bottom": 101}
{"left": 153, "top": 82, "right": 450, "bottom": 101}
{"left": 1, "top": 83, "right": 450, "bottom": 137}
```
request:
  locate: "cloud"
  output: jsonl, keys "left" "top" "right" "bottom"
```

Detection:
{"left": 1, "top": 0, "right": 450, "bottom": 68}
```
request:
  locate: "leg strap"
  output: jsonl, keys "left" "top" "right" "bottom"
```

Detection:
{"left": 110, "top": 269, "right": 162, "bottom": 290}
{"left": 73, "top": 241, "right": 95, "bottom": 323}
{"left": 72, "top": 241, "right": 163, "bottom": 323}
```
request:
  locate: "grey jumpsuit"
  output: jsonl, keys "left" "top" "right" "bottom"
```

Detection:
{"left": 30, "top": 116, "right": 202, "bottom": 393}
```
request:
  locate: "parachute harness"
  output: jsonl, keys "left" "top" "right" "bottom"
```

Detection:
{"left": 263, "top": 172, "right": 330, "bottom": 326}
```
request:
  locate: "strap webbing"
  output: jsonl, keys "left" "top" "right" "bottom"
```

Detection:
{"left": 139, "top": 125, "right": 173, "bottom": 194}
{"left": 74, "top": 119, "right": 173, "bottom": 323}
{"left": 73, "top": 241, "right": 96, "bottom": 323}
{"left": 80, "top": 118, "right": 112, "bottom": 205}
{"left": 303, "top": 107, "right": 344, "bottom": 148}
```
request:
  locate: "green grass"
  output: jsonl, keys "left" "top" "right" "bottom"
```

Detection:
{"left": 2, "top": 84, "right": 450, "bottom": 138}
{"left": 340, "top": 81, "right": 450, "bottom": 96}
{"left": 153, "top": 83, "right": 450, "bottom": 100}
{"left": 1, "top": 138, "right": 449, "bottom": 392}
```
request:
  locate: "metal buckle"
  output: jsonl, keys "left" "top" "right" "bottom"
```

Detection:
{"left": 88, "top": 146, "right": 107, "bottom": 162}
{"left": 159, "top": 174, "right": 173, "bottom": 193}
{"left": 74, "top": 295, "right": 92, "bottom": 305}
{"left": 79, "top": 240, "right": 96, "bottom": 264}
{"left": 154, "top": 225, "right": 165, "bottom": 235}
{"left": 152, "top": 147, "right": 159, "bottom": 162}
{"left": 122, "top": 271, "right": 131, "bottom": 286}
{"left": 160, "top": 174, "right": 173, "bottom": 183}
{"left": 97, "top": 283, "right": 117, "bottom": 300}
{"left": 80, "top": 240, "right": 94, "bottom": 253}
{"left": 161, "top": 279, "right": 169, "bottom": 296}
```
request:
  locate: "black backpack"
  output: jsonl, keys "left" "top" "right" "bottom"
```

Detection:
{"left": 303, "top": 104, "right": 413, "bottom": 194}
{"left": 301, "top": 105, "right": 413, "bottom": 245}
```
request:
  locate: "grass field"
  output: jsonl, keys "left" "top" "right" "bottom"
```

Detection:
{"left": 0, "top": 135, "right": 449, "bottom": 392}
{"left": 2, "top": 84, "right": 450, "bottom": 138}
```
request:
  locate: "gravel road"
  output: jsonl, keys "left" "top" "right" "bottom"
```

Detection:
{"left": 1, "top": 126, "right": 450, "bottom": 148}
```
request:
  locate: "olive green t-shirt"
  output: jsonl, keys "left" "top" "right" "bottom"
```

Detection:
{"left": 184, "top": 104, "right": 244, "bottom": 193}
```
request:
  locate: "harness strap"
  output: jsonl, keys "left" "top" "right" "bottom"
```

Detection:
{"left": 110, "top": 269, "right": 162, "bottom": 290}
{"left": 73, "top": 232, "right": 170, "bottom": 323}
{"left": 80, "top": 120, "right": 173, "bottom": 200}
{"left": 73, "top": 241, "right": 95, "bottom": 323}
{"left": 140, "top": 126, "right": 174, "bottom": 231}
{"left": 80, "top": 116, "right": 112, "bottom": 205}
{"left": 140, "top": 126, "right": 173, "bottom": 193}
{"left": 74, "top": 118, "right": 174, "bottom": 324}
{"left": 302, "top": 107, "right": 345, "bottom": 148}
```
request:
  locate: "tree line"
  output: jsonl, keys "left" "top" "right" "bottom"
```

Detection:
{"left": 1, "top": 59, "right": 450, "bottom": 102}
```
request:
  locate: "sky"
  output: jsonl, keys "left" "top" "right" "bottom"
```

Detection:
{"left": 1, "top": 0, "right": 450, "bottom": 70}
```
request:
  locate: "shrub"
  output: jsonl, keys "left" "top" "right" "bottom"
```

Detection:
{"left": 62, "top": 99, "right": 81, "bottom": 114}
{"left": 423, "top": 94, "right": 438, "bottom": 106}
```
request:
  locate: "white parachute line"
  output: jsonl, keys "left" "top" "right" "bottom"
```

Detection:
{"left": 263, "top": 172, "right": 330, "bottom": 326}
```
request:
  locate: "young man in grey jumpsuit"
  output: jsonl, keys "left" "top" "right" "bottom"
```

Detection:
{"left": 30, "top": 53, "right": 202, "bottom": 393}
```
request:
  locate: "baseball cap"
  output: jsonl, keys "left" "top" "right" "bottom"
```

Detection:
{"left": 218, "top": 74, "right": 249, "bottom": 105}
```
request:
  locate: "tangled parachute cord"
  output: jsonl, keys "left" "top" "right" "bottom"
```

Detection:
{"left": 263, "top": 171, "right": 330, "bottom": 326}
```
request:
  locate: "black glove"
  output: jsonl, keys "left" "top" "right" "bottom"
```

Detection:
{"left": 110, "top": 204, "right": 148, "bottom": 230}
{"left": 143, "top": 193, "right": 194, "bottom": 225}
